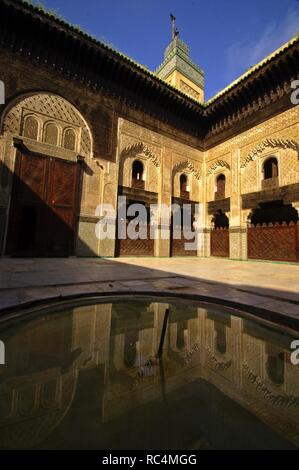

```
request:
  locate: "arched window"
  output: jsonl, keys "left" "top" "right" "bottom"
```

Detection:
{"left": 63, "top": 128, "right": 76, "bottom": 151}
{"left": 124, "top": 331, "right": 138, "bottom": 368}
{"left": 266, "top": 346, "right": 285, "bottom": 385}
{"left": 176, "top": 322, "right": 186, "bottom": 350}
{"left": 44, "top": 122, "right": 59, "bottom": 146}
{"left": 23, "top": 116, "right": 39, "bottom": 140}
{"left": 215, "top": 174, "right": 225, "bottom": 199}
{"left": 180, "top": 174, "right": 189, "bottom": 199}
{"left": 132, "top": 160, "right": 145, "bottom": 189}
{"left": 180, "top": 174, "right": 187, "bottom": 192}
{"left": 215, "top": 322, "right": 227, "bottom": 355}
{"left": 263, "top": 157, "right": 278, "bottom": 180}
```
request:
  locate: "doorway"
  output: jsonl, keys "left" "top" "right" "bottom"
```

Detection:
{"left": 6, "top": 151, "right": 81, "bottom": 257}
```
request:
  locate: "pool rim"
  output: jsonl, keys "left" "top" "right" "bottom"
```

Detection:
{"left": 0, "top": 290, "right": 299, "bottom": 336}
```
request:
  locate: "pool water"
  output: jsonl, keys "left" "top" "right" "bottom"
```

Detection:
{"left": 0, "top": 296, "right": 299, "bottom": 450}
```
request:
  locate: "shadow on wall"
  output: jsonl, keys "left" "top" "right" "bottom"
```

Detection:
{"left": 0, "top": 151, "right": 98, "bottom": 257}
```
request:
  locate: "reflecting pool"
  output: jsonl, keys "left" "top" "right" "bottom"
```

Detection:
{"left": 0, "top": 296, "right": 299, "bottom": 450}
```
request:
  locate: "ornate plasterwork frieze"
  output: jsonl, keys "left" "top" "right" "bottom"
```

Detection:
{"left": 173, "top": 159, "right": 201, "bottom": 180}
{"left": 241, "top": 138, "right": 299, "bottom": 168}
{"left": 121, "top": 141, "right": 161, "bottom": 167}
{"left": 243, "top": 363, "right": 299, "bottom": 408}
{"left": 207, "top": 159, "right": 230, "bottom": 175}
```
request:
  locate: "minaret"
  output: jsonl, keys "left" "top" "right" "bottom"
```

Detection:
{"left": 156, "top": 14, "right": 204, "bottom": 103}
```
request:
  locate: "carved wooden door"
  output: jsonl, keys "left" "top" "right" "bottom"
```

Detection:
{"left": 210, "top": 228, "right": 230, "bottom": 257}
{"left": 46, "top": 158, "right": 80, "bottom": 256}
{"left": 7, "top": 151, "right": 80, "bottom": 256}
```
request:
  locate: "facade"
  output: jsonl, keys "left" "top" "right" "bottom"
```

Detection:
{"left": 0, "top": 0, "right": 298, "bottom": 262}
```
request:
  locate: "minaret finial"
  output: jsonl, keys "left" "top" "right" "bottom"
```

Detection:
{"left": 170, "top": 13, "right": 176, "bottom": 40}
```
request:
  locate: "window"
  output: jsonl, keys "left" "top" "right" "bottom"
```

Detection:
{"left": 176, "top": 322, "right": 186, "bottom": 350}
{"left": 266, "top": 346, "right": 285, "bottom": 385}
{"left": 215, "top": 322, "right": 227, "bottom": 355}
{"left": 180, "top": 174, "right": 189, "bottom": 199}
{"left": 263, "top": 157, "right": 278, "bottom": 180}
{"left": 124, "top": 331, "right": 138, "bottom": 367}
{"left": 215, "top": 174, "right": 225, "bottom": 199}
{"left": 23, "top": 116, "right": 39, "bottom": 140}
{"left": 132, "top": 160, "right": 144, "bottom": 180}
{"left": 63, "top": 128, "right": 76, "bottom": 151}
{"left": 180, "top": 174, "right": 187, "bottom": 192}
{"left": 132, "top": 160, "right": 145, "bottom": 189}
{"left": 44, "top": 122, "right": 58, "bottom": 146}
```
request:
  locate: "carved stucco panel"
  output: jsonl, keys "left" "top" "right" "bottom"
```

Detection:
{"left": 2, "top": 93, "right": 93, "bottom": 158}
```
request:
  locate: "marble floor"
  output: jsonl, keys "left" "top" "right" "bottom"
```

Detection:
{"left": 0, "top": 257, "right": 298, "bottom": 323}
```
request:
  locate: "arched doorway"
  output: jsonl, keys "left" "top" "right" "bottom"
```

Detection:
{"left": 3, "top": 93, "right": 93, "bottom": 256}
{"left": 171, "top": 169, "right": 197, "bottom": 257}
{"left": 247, "top": 200, "right": 299, "bottom": 262}
{"left": 210, "top": 210, "right": 229, "bottom": 257}
{"left": 116, "top": 145, "right": 159, "bottom": 257}
{"left": 7, "top": 151, "right": 81, "bottom": 256}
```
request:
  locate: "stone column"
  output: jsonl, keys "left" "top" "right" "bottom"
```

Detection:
{"left": 230, "top": 316, "right": 243, "bottom": 388}
{"left": 240, "top": 209, "right": 252, "bottom": 260}
{"left": 76, "top": 159, "right": 118, "bottom": 258}
{"left": 292, "top": 202, "right": 299, "bottom": 216}
{"left": 0, "top": 135, "right": 16, "bottom": 255}
{"left": 156, "top": 147, "right": 172, "bottom": 257}
{"left": 229, "top": 149, "right": 243, "bottom": 259}
{"left": 195, "top": 198, "right": 206, "bottom": 257}
{"left": 202, "top": 158, "right": 212, "bottom": 258}
{"left": 292, "top": 202, "right": 299, "bottom": 263}
{"left": 204, "top": 214, "right": 213, "bottom": 257}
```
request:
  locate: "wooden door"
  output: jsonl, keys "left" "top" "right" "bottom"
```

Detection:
{"left": 46, "top": 158, "right": 80, "bottom": 256}
{"left": 170, "top": 200, "right": 196, "bottom": 256}
{"left": 210, "top": 228, "right": 230, "bottom": 257}
{"left": 248, "top": 224, "right": 299, "bottom": 262}
{"left": 7, "top": 151, "right": 80, "bottom": 257}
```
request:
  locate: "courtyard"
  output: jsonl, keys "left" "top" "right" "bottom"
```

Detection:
{"left": 0, "top": 0, "right": 298, "bottom": 454}
{"left": 0, "top": 257, "right": 298, "bottom": 324}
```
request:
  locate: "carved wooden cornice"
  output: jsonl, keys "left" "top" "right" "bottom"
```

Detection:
{"left": 205, "top": 84, "right": 292, "bottom": 139}
{"left": 0, "top": 0, "right": 298, "bottom": 144}
{"left": 241, "top": 138, "right": 299, "bottom": 168}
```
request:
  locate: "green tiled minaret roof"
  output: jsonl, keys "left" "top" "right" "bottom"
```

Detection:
{"left": 156, "top": 35, "right": 204, "bottom": 90}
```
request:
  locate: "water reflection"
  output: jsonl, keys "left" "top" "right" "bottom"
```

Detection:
{"left": 0, "top": 297, "right": 298, "bottom": 450}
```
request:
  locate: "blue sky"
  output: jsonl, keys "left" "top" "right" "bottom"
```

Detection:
{"left": 32, "top": 0, "right": 299, "bottom": 99}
